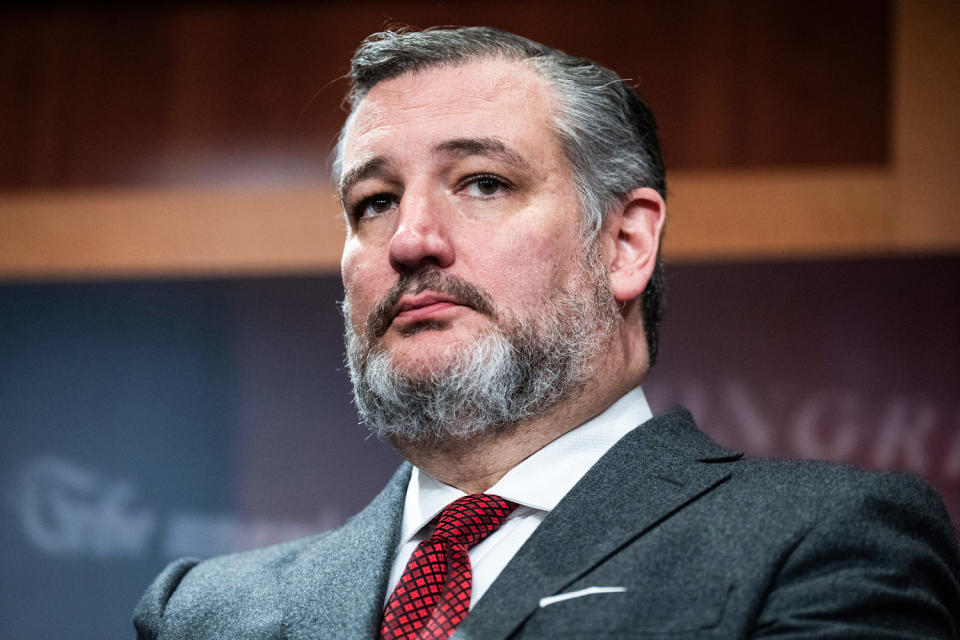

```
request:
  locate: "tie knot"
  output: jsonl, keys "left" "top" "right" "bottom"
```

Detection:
{"left": 432, "top": 494, "right": 517, "bottom": 548}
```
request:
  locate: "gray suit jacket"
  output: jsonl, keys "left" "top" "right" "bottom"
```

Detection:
{"left": 134, "top": 408, "right": 960, "bottom": 638}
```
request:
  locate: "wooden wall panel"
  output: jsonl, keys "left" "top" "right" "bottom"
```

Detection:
{"left": 0, "top": 186, "right": 345, "bottom": 278}
{"left": 0, "top": 167, "right": 909, "bottom": 280}
{"left": 3, "top": 0, "right": 956, "bottom": 279}
{"left": 0, "top": 10, "right": 178, "bottom": 186}
{"left": 893, "top": 0, "right": 960, "bottom": 248}
{"left": 1, "top": 1, "right": 889, "bottom": 189}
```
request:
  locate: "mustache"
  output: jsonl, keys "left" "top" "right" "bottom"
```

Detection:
{"left": 366, "top": 269, "right": 495, "bottom": 339}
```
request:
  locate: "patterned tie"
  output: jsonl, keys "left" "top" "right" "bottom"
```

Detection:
{"left": 380, "top": 493, "right": 517, "bottom": 640}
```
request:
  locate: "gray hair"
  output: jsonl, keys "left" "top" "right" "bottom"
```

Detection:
{"left": 334, "top": 26, "right": 667, "bottom": 365}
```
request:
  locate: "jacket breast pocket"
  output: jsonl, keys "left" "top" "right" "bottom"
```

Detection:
{"left": 515, "top": 583, "right": 731, "bottom": 638}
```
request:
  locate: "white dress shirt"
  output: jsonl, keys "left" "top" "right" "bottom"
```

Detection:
{"left": 384, "top": 386, "right": 654, "bottom": 608}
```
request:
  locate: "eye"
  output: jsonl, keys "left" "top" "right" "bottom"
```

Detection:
{"left": 353, "top": 194, "right": 397, "bottom": 220}
{"left": 462, "top": 174, "right": 512, "bottom": 198}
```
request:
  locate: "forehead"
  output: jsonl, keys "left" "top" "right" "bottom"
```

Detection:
{"left": 340, "top": 59, "right": 563, "bottom": 171}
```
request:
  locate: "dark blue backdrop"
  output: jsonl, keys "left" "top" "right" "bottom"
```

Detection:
{"left": 2, "top": 256, "right": 958, "bottom": 639}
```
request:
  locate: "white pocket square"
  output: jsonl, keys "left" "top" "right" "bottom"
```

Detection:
{"left": 539, "top": 586, "right": 627, "bottom": 608}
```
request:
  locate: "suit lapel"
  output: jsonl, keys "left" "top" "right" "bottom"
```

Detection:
{"left": 283, "top": 463, "right": 411, "bottom": 640}
{"left": 454, "top": 408, "right": 741, "bottom": 640}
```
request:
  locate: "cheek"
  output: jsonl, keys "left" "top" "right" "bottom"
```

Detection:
{"left": 340, "top": 247, "right": 380, "bottom": 324}
{"left": 478, "top": 232, "right": 575, "bottom": 306}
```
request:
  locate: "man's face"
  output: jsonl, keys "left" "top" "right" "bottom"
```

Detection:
{"left": 339, "top": 59, "right": 590, "bottom": 381}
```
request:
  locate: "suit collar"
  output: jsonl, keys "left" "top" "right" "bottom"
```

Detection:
{"left": 455, "top": 407, "right": 741, "bottom": 640}
{"left": 403, "top": 385, "right": 655, "bottom": 539}
{"left": 283, "top": 463, "right": 411, "bottom": 640}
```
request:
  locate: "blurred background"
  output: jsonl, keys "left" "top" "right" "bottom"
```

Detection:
{"left": 1, "top": 1, "right": 958, "bottom": 638}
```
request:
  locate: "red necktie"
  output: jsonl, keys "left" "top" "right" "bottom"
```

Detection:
{"left": 380, "top": 493, "right": 517, "bottom": 640}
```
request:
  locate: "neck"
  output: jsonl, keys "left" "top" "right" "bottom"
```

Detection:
{"left": 393, "top": 312, "right": 652, "bottom": 494}
{"left": 393, "top": 365, "right": 641, "bottom": 494}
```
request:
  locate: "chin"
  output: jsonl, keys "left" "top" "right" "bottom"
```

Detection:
{"left": 385, "top": 332, "right": 479, "bottom": 377}
{"left": 386, "top": 349, "right": 463, "bottom": 380}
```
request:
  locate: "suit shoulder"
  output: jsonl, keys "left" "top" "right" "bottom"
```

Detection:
{"left": 726, "top": 456, "right": 959, "bottom": 568}
{"left": 732, "top": 459, "right": 960, "bottom": 633}
{"left": 131, "top": 465, "right": 409, "bottom": 638}
{"left": 134, "top": 557, "right": 200, "bottom": 639}
{"left": 732, "top": 455, "right": 948, "bottom": 509}
{"left": 132, "top": 531, "right": 334, "bottom": 639}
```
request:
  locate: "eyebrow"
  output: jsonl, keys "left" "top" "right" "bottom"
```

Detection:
{"left": 338, "top": 137, "right": 532, "bottom": 203}
{"left": 433, "top": 137, "right": 531, "bottom": 172}
{"left": 338, "top": 156, "right": 391, "bottom": 204}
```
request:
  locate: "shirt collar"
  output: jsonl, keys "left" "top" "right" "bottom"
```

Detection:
{"left": 399, "top": 386, "right": 653, "bottom": 543}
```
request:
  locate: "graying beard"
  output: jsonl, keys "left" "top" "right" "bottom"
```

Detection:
{"left": 343, "top": 251, "right": 616, "bottom": 443}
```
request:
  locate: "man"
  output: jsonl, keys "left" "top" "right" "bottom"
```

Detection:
{"left": 135, "top": 27, "right": 960, "bottom": 639}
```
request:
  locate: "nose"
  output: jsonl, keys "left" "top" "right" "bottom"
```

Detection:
{"left": 388, "top": 188, "right": 455, "bottom": 271}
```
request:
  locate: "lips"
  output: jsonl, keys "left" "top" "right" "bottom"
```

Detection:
{"left": 365, "top": 270, "right": 494, "bottom": 339}
{"left": 391, "top": 292, "right": 469, "bottom": 325}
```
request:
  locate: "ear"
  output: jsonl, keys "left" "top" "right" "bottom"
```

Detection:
{"left": 600, "top": 187, "right": 666, "bottom": 303}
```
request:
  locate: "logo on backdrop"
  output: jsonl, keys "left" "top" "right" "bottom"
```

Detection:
{"left": 7, "top": 381, "right": 959, "bottom": 560}
{"left": 12, "top": 456, "right": 155, "bottom": 557}
{"left": 7, "top": 455, "right": 341, "bottom": 559}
